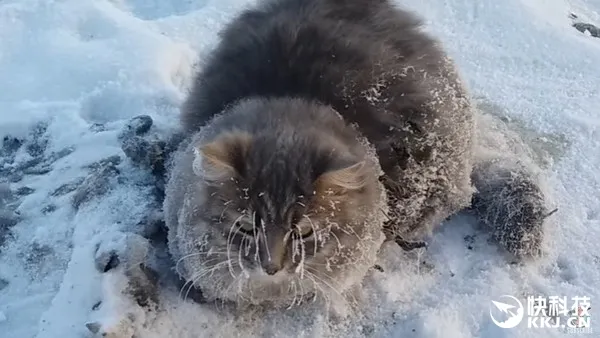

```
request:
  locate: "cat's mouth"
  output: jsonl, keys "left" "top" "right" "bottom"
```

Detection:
{"left": 239, "top": 266, "right": 319, "bottom": 299}
{"left": 249, "top": 260, "right": 299, "bottom": 276}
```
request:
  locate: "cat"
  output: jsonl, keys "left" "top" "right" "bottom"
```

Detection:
{"left": 163, "top": 0, "right": 550, "bottom": 313}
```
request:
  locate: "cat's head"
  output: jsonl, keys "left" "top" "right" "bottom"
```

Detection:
{"left": 183, "top": 100, "right": 385, "bottom": 307}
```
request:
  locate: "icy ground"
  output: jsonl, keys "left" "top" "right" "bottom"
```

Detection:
{"left": 0, "top": 0, "right": 599, "bottom": 337}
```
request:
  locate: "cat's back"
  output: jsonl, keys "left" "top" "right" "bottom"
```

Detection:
{"left": 180, "top": 0, "right": 449, "bottom": 134}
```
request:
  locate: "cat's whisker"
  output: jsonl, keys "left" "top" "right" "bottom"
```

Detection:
{"left": 227, "top": 214, "right": 245, "bottom": 278}
{"left": 329, "top": 230, "right": 344, "bottom": 251}
{"left": 288, "top": 279, "right": 298, "bottom": 309}
{"left": 294, "top": 232, "right": 306, "bottom": 279}
{"left": 212, "top": 274, "right": 230, "bottom": 309}
{"left": 252, "top": 211, "right": 261, "bottom": 264}
{"left": 291, "top": 234, "right": 296, "bottom": 263}
{"left": 297, "top": 275, "right": 306, "bottom": 304}
{"left": 305, "top": 266, "right": 355, "bottom": 307}
{"left": 179, "top": 256, "right": 223, "bottom": 273}
{"left": 179, "top": 269, "right": 207, "bottom": 301}
{"left": 303, "top": 214, "right": 318, "bottom": 257}
{"left": 244, "top": 231, "right": 252, "bottom": 257}
{"left": 347, "top": 226, "right": 362, "bottom": 241}
{"left": 223, "top": 273, "right": 247, "bottom": 303}
{"left": 292, "top": 233, "right": 302, "bottom": 266}
{"left": 184, "top": 261, "right": 232, "bottom": 300}
{"left": 260, "top": 218, "right": 271, "bottom": 262}
{"left": 179, "top": 279, "right": 194, "bottom": 301}
{"left": 212, "top": 261, "right": 245, "bottom": 303}
{"left": 176, "top": 253, "right": 203, "bottom": 267}
{"left": 179, "top": 261, "right": 231, "bottom": 301}
{"left": 183, "top": 261, "right": 230, "bottom": 301}
{"left": 238, "top": 239, "right": 247, "bottom": 277}
{"left": 334, "top": 223, "right": 353, "bottom": 236}
{"left": 303, "top": 270, "right": 330, "bottom": 307}
{"left": 175, "top": 252, "right": 227, "bottom": 275}
{"left": 231, "top": 220, "right": 249, "bottom": 276}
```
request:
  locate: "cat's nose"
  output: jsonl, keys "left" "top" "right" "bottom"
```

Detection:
{"left": 263, "top": 263, "right": 281, "bottom": 275}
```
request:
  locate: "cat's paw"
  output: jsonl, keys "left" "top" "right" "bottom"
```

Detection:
{"left": 88, "top": 232, "right": 161, "bottom": 337}
{"left": 85, "top": 315, "right": 136, "bottom": 338}
{"left": 382, "top": 225, "right": 428, "bottom": 252}
{"left": 471, "top": 159, "right": 553, "bottom": 259}
{"left": 118, "top": 114, "right": 184, "bottom": 180}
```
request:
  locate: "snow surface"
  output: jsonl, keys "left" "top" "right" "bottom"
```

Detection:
{"left": 0, "top": 0, "right": 599, "bottom": 337}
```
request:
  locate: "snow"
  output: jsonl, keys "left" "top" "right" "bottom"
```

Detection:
{"left": 0, "top": 0, "right": 598, "bottom": 337}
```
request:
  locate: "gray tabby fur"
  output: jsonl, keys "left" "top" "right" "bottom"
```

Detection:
{"left": 163, "top": 0, "right": 551, "bottom": 313}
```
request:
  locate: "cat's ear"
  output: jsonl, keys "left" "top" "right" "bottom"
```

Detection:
{"left": 315, "top": 160, "right": 368, "bottom": 195}
{"left": 193, "top": 131, "right": 252, "bottom": 182}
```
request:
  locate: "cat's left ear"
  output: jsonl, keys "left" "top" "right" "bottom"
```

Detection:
{"left": 193, "top": 131, "right": 252, "bottom": 182}
{"left": 315, "top": 160, "right": 368, "bottom": 195}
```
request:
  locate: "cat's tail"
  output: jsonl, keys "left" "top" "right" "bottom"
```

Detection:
{"left": 470, "top": 158, "right": 556, "bottom": 259}
{"left": 469, "top": 109, "right": 558, "bottom": 260}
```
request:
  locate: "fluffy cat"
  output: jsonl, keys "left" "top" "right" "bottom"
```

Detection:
{"left": 163, "top": 0, "right": 549, "bottom": 312}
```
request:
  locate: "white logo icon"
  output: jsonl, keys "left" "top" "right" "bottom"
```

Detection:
{"left": 490, "top": 295, "right": 525, "bottom": 329}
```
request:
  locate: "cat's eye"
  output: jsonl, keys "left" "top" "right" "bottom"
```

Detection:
{"left": 235, "top": 213, "right": 261, "bottom": 236}
{"left": 296, "top": 226, "right": 313, "bottom": 239}
{"left": 236, "top": 221, "right": 255, "bottom": 235}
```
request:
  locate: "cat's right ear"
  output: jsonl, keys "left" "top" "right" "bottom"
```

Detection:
{"left": 315, "top": 160, "right": 368, "bottom": 196}
{"left": 192, "top": 132, "right": 252, "bottom": 182}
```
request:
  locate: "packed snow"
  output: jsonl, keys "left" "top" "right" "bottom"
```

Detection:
{"left": 0, "top": 0, "right": 599, "bottom": 337}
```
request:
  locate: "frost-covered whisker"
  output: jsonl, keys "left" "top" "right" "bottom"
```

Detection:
{"left": 180, "top": 261, "right": 229, "bottom": 301}
{"left": 305, "top": 266, "right": 355, "bottom": 306}
{"left": 260, "top": 218, "right": 271, "bottom": 262}
{"left": 183, "top": 268, "right": 215, "bottom": 301}
{"left": 346, "top": 226, "right": 362, "bottom": 240}
{"left": 288, "top": 279, "right": 298, "bottom": 309}
{"left": 252, "top": 211, "right": 261, "bottom": 263}
{"left": 222, "top": 273, "right": 246, "bottom": 303}
{"left": 178, "top": 254, "right": 224, "bottom": 276}
{"left": 231, "top": 220, "right": 249, "bottom": 277}
{"left": 303, "top": 214, "right": 318, "bottom": 256}
{"left": 175, "top": 252, "right": 224, "bottom": 275}
{"left": 328, "top": 219, "right": 352, "bottom": 236}
{"left": 298, "top": 276, "right": 306, "bottom": 302}
{"left": 293, "top": 230, "right": 306, "bottom": 279}
{"left": 227, "top": 214, "right": 246, "bottom": 278}
{"left": 291, "top": 233, "right": 299, "bottom": 263}
{"left": 329, "top": 231, "right": 344, "bottom": 250}
{"left": 243, "top": 232, "right": 252, "bottom": 257}
{"left": 303, "top": 270, "right": 330, "bottom": 307}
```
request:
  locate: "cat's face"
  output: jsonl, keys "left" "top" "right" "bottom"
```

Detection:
{"left": 185, "top": 127, "right": 385, "bottom": 307}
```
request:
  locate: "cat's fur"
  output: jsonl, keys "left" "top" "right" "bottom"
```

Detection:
{"left": 164, "top": 0, "right": 548, "bottom": 311}
{"left": 165, "top": 98, "right": 388, "bottom": 311}
{"left": 179, "top": 0, "right": 474, "bottom": 240}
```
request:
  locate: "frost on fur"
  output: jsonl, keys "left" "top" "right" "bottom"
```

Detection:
{"left": 470, "top": 102, "right": 560, "bottom": 259}
{"left": 470, "top": 159, "right": 554, "bottom": 258}
{"left": 88, "top": 232, "right": 160, "bottom": 337}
